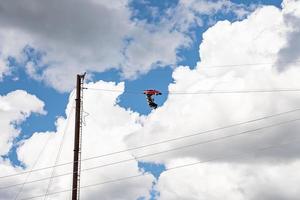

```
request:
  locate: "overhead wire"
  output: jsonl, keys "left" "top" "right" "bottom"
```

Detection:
{"left": 1, "top": 107, "right": 300, "bottom": 180}
{"left": 83, "top": 59, "right": 300, "bottom": 94}
{"left": 168, "top": 88, "right": 300, "bottom": 95}
{"left": 1, "top": 172, "right": 72, "bottom": 190}
{"left": 18, "top": 136, "right": 300, "bottom": 200}
{"left": 73, "top": 117, "right": 300, "bottom": 173}
{"left": 14, "top": 132, "right": 53, "bottom": 200}
{"left": 2, "top": 116, "right": 300, "bottom": 190}
{"left": 42, "top": 102, "right": 75, "bottom": 200}
{"left": 84, "top": 87, "right": 300, "bottom": 95}
{"left": 79, "top": 107, "right": 300, "bottom": 162}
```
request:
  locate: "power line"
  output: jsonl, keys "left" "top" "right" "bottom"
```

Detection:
{"left": 76, "top": 107, "right": 300, "bottom": 160}
{"left": 1, "top": 107, "right": 300, "bottom": 179}
{"left": 19, "top": 137, "right": 300, "bottom": 200}
{"left": 1, "top": 173, "right": 73, "bottom": 190}
{"left": 2, "top": 117, "right": 300, "bottom": 190}
{"left": 77, "top": 117, "right": 300, "bottom": 172}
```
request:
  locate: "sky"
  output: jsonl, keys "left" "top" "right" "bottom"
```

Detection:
{"left": 1, "top": 0, "right": 300, "bottom": 199}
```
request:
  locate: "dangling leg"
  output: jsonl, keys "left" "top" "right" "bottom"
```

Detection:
{"left": 149, "top": 102, "right": 157, "bottom": 109}
{"left": 146, "top": 94, "right": 157, "bottom": 109}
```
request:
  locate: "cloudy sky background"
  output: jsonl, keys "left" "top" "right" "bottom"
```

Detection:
{"left": 1, "top": 0, "right": 300, "bottom": 199}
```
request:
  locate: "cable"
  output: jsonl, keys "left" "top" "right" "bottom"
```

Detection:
{"left": 83, "top": 87, "right": 138, "bottom": 94}
{"left": 43, "top": 104, "right": 74, "bottom": 200}
{"left": 19, "top": 137, "right": 300, "bottom": 200}
{"left": 165, "top": 139, "right": 300, "bottom": 170}
{"left": 1, "top": 107, "right": 300, "bottom": 179}
{"left": 2, "top": 117, "right": 300, "bottom": 190}
{"left": 85, "top": 87, "right": 300, "bottom": 95}
{"left": 77, "top": 117, "right": 300, "bottom": 172}
{"left": 83, "top": 60, "right": 300, "bottom": 94}
{"left": 41, "top": 107, "right": 300, "bottom": 163}
{"left": 14, "top": 132, "right": 53, "bottom": 200}
{"left": 168, "top": 88, "right": 300, "bottom": 94}
{"left": 0, "top": 173, "right": 72, "bottom": 190}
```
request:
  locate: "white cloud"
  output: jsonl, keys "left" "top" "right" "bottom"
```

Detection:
{"left": 275, "top": 0, "right": 300, "bottom": 71}
{"left": 199, "top": 6, "right": 286, "bottom": 67}
{"left": 1, "top": 1, "right": 300, "bottom": 199}
{"left": 0, "top": 0, "right": 253, "bottom": 92}
{"left": 0, "top": 90, "right": 45, "bottom": 156}
{"left": 0, "top": 27, "right": 33, "bottom": 80}
{"left": 123, "top": 1, "right": 300, "bottom": 198}
{"left": 125, "top": 2, "right": 300, "bottom": 163}
{"left": 0, "top": 0, "right": 184, "bottom": 91}
{"left": 157, "top": 160, "right": 300, "bottom": 200}
{"left": 164, "top": 0, "right": 255, "bottom": 33}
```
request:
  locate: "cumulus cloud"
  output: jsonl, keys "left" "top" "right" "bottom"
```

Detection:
{"left": 0, "top": 0, "right": 253, "bottom": 91}
{"left": 157, "top": 160, "right": 300, "bottom": 200}
{"left": 275, "top": 0, "right": 300, "bottom": 71}
{"left": 1, "top": 1, "right": 300, "bottom": 199}
{"left": 123, "top": 2, "right": 300, "bottom": 199}
{"left": 125, "top": 5, "right": 300, "bottom": 164}
{"left": 171, "top": 0, "right": 255, "bottom": 31}
{"left": 0, "top": 90, "right": 45, "bottom": 156}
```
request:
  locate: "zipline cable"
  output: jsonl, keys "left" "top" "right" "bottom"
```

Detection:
{"left": 19, "top": 136, "right": 300, "bottom": 200}
{"left": 1, "top": 107, "right": 300, "bottom": 179}
{"left": 84, "top": 87, "right": 300, "bottom": 95}
{"left": 2, "top": 117, "right": 300, "bottom": 190}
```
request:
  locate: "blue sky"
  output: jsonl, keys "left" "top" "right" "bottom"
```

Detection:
{"left": 1, "top": 0, "right": 293, "bottom": 199}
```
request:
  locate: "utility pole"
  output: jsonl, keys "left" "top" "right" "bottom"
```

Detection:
{"left": 72, "top": 73, "right": 85, "bottom": 200}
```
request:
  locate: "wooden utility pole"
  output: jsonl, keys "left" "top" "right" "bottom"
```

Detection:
{"left": 72, "top": 73, "right": 85, "bottom": 200}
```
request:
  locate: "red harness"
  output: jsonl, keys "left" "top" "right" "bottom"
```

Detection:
{"left": 143, "top": 89, "right": 162, "bottom": 95}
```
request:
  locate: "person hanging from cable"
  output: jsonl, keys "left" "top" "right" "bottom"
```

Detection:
{"left": 143, "top": 89, "right": 162, "bottom": 109}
